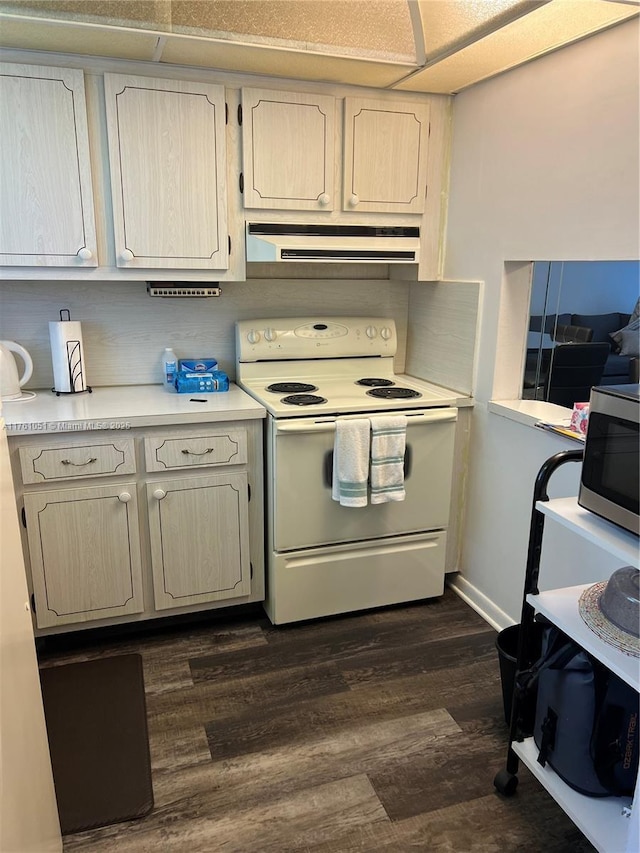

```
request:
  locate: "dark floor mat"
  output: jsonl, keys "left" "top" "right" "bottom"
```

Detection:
{"left": 39, "top": 653, "right": 154, "bottom": 835}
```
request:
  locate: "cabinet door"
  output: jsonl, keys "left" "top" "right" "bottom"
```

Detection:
{"left": 0, "top": 63, "right": 98, "bottom": 267}
{"left": 241, "top": 88, "right": 335, "bottom": 211}
{"left": 343, "top": 97, "right": 430, "bottom": 214}
{"left": 24, "top": 483, "right": 143, "bottom": 629}
{"left": 147, "top": 471, "right": 251, "bottom": 610}
{"left": 104, "top": 73, "right": 228, "bottom": 270}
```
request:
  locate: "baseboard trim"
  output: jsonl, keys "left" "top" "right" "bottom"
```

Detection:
{"left": 447, "top": 575, "right": 515, "bottom": 632}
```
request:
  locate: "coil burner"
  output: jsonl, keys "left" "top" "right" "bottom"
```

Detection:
{"left": 281, "top": 394, "right": 327, "bottom": 406}
{"left": 366, "top": 387, "right": 421, "bottom": 399}
{"left": 356, "top": 378, "right": 394, "bottom": 387}
{"left": 267, "top": 382, "right": 318, "bottom": 394}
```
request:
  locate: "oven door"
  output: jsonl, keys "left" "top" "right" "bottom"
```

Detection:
{"left": 270, "top": 408, "right": 457, "bottom": 551}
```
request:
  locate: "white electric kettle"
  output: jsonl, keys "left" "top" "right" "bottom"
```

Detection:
{"left": 0, "top": 340, "right": 34, "bottom": 401}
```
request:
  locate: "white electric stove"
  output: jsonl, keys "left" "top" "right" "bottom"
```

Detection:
{"left": 235, "top": 316, "right": 460, "bottom": 625}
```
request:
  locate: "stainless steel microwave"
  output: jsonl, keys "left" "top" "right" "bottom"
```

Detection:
{"left": 578, "top": 384, "right": 639, "bottom": 536}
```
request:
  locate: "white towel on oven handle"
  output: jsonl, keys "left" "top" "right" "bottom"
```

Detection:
{"left": 370, "top": 415, "right": 407, "bottom": 503}
{"left": 331, "top": 418, "right": 371, "bottom": 507}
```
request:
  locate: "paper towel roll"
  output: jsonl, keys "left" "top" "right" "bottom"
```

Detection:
{"left": 49, "top": 320, "right": 87, "bottom": 393}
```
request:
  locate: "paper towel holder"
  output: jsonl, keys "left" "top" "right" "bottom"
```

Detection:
{"left": 50, "top": 308, "right": 92, "bottom": 396}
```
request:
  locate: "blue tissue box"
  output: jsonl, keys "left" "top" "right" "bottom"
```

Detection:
{"left": 174, "top": 370, "right": 229, "bottom": 393}
{"left": 178, "top": 358, "right": 218, "bottom": 373}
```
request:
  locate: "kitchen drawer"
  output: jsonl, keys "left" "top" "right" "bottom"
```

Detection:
{"left": 19, "top": 439, "right": 136, "bottom": 484}
{"left": 144, "top": 428, "right": 247, "bottom": 472}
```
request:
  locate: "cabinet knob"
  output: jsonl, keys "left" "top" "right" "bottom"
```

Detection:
{"left": 153, "top": 488, "right": 166, "bottom": 500}
{"left": 120, "top": 249, "right": 134, "bottom": 263}
{"left": 118, "top": 492, "right": 132, "bottom": 503}
{"left": 318, "top": 193, "right": 330, "bottom": 206}
{"left": 77, "top": 247, "right": 93, "bottom": 261}
{"left": 349, "top": 194, "right": 359, "bottom": 207}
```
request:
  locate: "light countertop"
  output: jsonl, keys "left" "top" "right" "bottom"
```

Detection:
{"left": 2, "top": 384, "right": 266, "bottom": 435}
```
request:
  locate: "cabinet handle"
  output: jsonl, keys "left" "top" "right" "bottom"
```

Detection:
{"left": 318, "top": 193, "right": 330, "bottom": 206}
{"left": 118, "top": 492, "right": 132, "bottom": 503}
{"left": 61, "top": 457, "right": 97, "bottom": 467}
{"left": 181, "top": 448, "right": 214, "bottom": 456}
{"left": 120, "top": 249, "right": 134, "bottom": 262}
{"left": 77, "top": 247, "right": 93, "bottom": 260}
{"left": 153, "top": 489, "right": 166, "bottom": 500}
{"left": 349, "top": 193, "right": 359, "bottom": 207}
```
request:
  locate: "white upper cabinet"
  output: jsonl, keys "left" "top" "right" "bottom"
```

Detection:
{"left": 0, "top": 63, "right": 98, "bottom": 267}
{"left": 241, "top": 88, "right": 336, "bottom": 211}
{"left": 104, "top": 73, "right": 229, "bottom": 270}
{"left": 343, "top": 97, "right": 430, "bottom": 214}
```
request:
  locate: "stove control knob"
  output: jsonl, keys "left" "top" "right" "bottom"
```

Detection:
{"left": 366, "top": 326, "right": 378, "bottom": 339}
{"left": 264, "top": 328, "right": 277, "bottom": 342}
{"left": 380, "top": 326, "right": 393, "bottom": 341}
{"left": 247, "top": 330, "right": 261, "bottom": 344}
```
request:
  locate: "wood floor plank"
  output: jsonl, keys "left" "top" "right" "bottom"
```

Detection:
{"left": 146, "top": 661, "right": 352, "bottom": 735}
{"left": 190, "top": 617, "right": 494, "bottom": 685}
{"left": 152, "top": 709, "right": 460, "bottom": 811}
{"left": 63, "top": 774, "right": 390, "bottom": 853}
{"left": 203, "top": 671, "right": 466, "bottom": 760}
{"left": 304, "top": 782, "right": 594, "bottom": 852}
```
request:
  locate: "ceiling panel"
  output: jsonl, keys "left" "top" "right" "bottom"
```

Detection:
{"left": 395, "top": 0, "right": 639, "bottom": 93}
{"left": 160, "top": 36, "right": 416, "bottom": 87}
{"left": 418, "top": 0, "right": 548, "bottom": 60}
{"left": 0, "top": 13, "right": 162, "bottom": 60}
{"left": 169, "top": 1, "right": 417, "bottom": 62}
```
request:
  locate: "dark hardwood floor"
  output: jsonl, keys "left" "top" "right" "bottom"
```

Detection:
{"left": 38, "top": 587, "right": 595, "bottom": 852}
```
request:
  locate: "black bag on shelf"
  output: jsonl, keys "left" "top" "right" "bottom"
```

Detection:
{"left": 518, "top": 625, "right": 639, "bottom": 797}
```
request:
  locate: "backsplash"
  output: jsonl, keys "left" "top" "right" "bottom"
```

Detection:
{"left": 406, "top": 280, "right": 480, "bottom": 396}
{"left": 0, "top": 277, "right": 410, "bottom": 389}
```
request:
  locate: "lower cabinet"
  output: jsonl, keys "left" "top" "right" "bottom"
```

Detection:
{"left": 12, "top": 420, "right": 264, "bottom": 634}
{"left": 24, "top": 483, "right": 144, "bottom": 629}
{"left": 147, "top": 471, "right": 251, "bottom": 610}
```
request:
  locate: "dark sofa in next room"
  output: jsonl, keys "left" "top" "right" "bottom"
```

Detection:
{"left": 530, "top": 310, "right": 639, "bottom": 384}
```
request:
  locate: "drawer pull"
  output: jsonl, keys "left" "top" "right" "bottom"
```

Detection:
{"left": 153, "top": 489, "right": 167, "bottom": 500}
{"left": 61, "top": 457, "right": 97, "bottom": 467}
{"left": 181, "top": 448, "right": 214, "bottom": 457}
{"left": 118, "top": 492, "right": 132, "bottom": 503}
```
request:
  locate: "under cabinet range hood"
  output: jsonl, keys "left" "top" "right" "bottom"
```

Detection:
{"left": 245, "top": 223, "right": 420, "bottom": 263}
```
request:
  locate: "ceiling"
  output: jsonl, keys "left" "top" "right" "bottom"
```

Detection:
{"left": 0, "top": 0, "right": 637, "bottom": 94}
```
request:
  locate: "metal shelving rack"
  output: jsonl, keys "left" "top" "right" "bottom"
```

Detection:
{"left": 493, "top": 450, "right": 639, "bottom": 853}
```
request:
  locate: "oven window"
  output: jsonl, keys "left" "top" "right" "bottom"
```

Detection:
{"left": 583, "top": 413, "right": 639, "bottom": 514}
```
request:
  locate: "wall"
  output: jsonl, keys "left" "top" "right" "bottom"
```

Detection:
{"left": 0, "top": 271, "right": 409, "bottom": 389}
{"left": 441, "top": 19, "right": 640, "bottom": 626}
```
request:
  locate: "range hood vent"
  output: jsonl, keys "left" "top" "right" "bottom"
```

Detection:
{"left": 246, "top": 223, "right": 420, "bottom": 263}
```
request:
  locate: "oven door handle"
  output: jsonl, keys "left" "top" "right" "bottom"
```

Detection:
{"left": 275, "top": 408, "right": 457, "bottom": 434}
{"left": 323, "top": 445, "right": 414, "bottom": 487}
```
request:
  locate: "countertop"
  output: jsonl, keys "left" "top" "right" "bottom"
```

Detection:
{"left": 2, "top": 384, "right": 266, "bottom": 435}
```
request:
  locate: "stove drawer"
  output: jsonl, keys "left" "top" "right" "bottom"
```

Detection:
{"left": 145, "top": 427, "right": 247, "bottom": 472}
{"left": 266, "top": 532, "right": 446, "bottom": 624}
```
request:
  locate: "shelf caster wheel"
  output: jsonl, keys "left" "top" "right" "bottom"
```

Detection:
{"left": 494, "top": 769, "right": 518, "bottom": 796}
